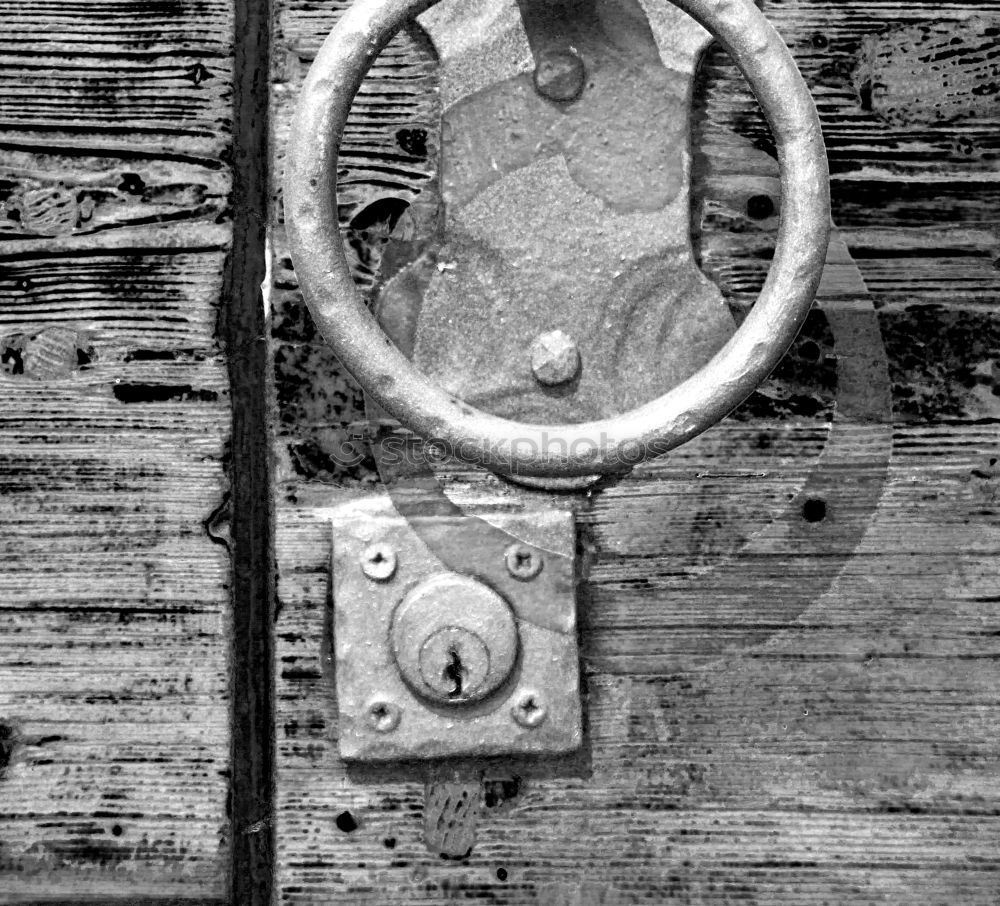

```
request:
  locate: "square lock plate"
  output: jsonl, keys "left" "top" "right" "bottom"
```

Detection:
{"left": 330, "top": 495, "right": 582, "bottom": 761}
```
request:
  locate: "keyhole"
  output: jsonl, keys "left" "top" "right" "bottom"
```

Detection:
{"left": 414, "top": 624, "right": 495, "bottom": 703}
{"left": 442, "top": 646, "right": 466, "bottom": 698}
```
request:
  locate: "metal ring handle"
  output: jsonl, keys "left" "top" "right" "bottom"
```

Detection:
{"left": 285, "top": 0, "right": 831, "bottom": 479}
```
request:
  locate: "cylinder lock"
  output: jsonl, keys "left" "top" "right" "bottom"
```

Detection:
{"left": 390, "top": 573, "right": 519, "bottom": 705}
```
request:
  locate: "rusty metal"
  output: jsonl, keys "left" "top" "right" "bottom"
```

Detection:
{"left": 532, "top": 48, "right": 586, "bottom": 102}
{"left": 285, "top": 0, "right": 830, "bottom": 480}
{"left": 330, "top": 496, "right": 581, "bottom": 761}
{"left": 403, "top": 0, "right": 735, "bottom": 437}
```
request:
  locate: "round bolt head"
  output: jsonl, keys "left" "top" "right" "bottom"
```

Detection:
{"left": 530, "top": 330, "right": 581, "bottom": 387}
{"left": 504, "top": 543, "right": 543, "bottom": 581}
{"left": 360, "top": 542, "right": 397, "bottom": 581}
{"left": 533, "top": 49, "right": 586, "bottom": 103}
{"left": 366, "top": 699, "right": 401, "bottom": 733}
{"left": 511, "top": 691, "right": 547, "bottom": 729}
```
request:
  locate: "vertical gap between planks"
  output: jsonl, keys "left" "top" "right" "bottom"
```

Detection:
{"left": 225, "top": 0, "right": 275, "bottom": 901}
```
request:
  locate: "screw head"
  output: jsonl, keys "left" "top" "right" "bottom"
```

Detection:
{"left": 530, "top": 330, "right": 581, "bottom": 387}
{"left": 366, "top": 699, "right": 401, "bottom": 733}
{"left": 504, "top": 543, "right": 543, "bottom": 581}
{"left": 360, "top": 542, "right": 397, "bottom": 581}
{"left": 511, "top": 691, "right": 547, "bottom": 729}
{"left": 533, "top": 49, "right": 586, "bottom": 103}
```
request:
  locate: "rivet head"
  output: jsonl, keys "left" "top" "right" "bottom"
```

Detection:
{"left": 504, "top": 543, "right": 543, "bottom": 581}
{"left": 511, "top": 691, "right": 547, "bottom": 729}
{"left": 533, "top": 49, "right": 586, "bottom": 103}
{"left": 360, "top": 542, "right": 397, "bottom": 581}
{"left": 366, "top": 699, "right": 401, "bottom": 733}
{"left": 530, "top": 330, "right": 581, "bottom": 387}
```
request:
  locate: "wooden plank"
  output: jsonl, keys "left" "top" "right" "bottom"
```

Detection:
{"left": 0, "top": 234, "right": 233, "bottom": 902}
{"left": 0, "top": 0, "right": 237, "bottom": 898}
{"left": 699, "top": 1, "right": 1000, "bottom": 178}
{"left": 270, "top": 0, "right": 1000, "bottom": 902}
{"left": 271, "top": 420, "right": 1000, "bottom": 902}
{"left": 0, "top": 0, "right": 233, "bottom": 159}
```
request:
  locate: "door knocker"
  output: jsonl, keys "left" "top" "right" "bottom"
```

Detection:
{"left": 284, "top": 0, "right": 831, "bottom": 767}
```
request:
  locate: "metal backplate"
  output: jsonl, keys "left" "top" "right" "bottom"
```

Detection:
{"left": 379, "top": 0, "right": 737, "bottom": 427}
{"left": 331, "top": 495, "right": 582, "bottom": 761}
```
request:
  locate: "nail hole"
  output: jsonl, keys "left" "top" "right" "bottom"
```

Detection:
{"left": 383, "top": 836, "right": 397, "bottom": 849}
{"left": 496, "top": 867, "right": 509, "bottom": 881}
{"left": 0, "top": 723, "right": 16, "bottom": 775}
{"left": 799, "top": 340, "right": 821, "bottom": 363}
{"left": 396, "top": 127, "right": 428, "bottom": 158}
{"left": 483, "top": 777, "right": 522, "bottom": 809}
{"left": 117, "top": 173, "right": 146, "bottom": 195}
{"left": 111, "top": 824, "right": 124, "bottom": 837}
{"left": 335, "top": 810, "right": 359, "bottom": 833}
{"left": 2, "top": 345, "right": 24, "bottom": 376}
{"left": 747, "top": 195, "right": 776, "bottom": 220}
{"left": 802, "top": 498, "right": 827, "bottom": 523}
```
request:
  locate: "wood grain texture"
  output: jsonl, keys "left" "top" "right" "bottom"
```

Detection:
{"left": 0, "top": 0, "right": 236, "bottom": 899}
{"left": 702, "top": 1, "right": 1000, "bottom": 178}
{"left": 270, "top": 1, "right": 1000, "bottom": 903}
{"left": 0, "top": 0, "right": 234, "bottom": 159}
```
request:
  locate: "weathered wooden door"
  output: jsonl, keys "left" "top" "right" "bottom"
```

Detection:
{"left": 3, "top": 1, "right": 999, "bottom": 904}
{"left": 0, "top": 0, "right": 270, "bottom": 901}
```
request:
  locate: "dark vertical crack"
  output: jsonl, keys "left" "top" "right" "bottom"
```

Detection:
{"left": 224, "top": 0, "right": 274, "bottom": 901}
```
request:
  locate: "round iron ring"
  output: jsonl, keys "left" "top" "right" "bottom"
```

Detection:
{"left": 284, "top": 0, "right": 831, "bottom": 479}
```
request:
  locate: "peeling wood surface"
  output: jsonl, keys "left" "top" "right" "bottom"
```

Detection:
{"left": 0, "top": 0, "right": 235, "bottom": 900}
{"left": 269, "top": 0, "right": 1000, "bottom": 903}
{"left": 853, "top": 17, "right": 1000, "bottom": 127}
